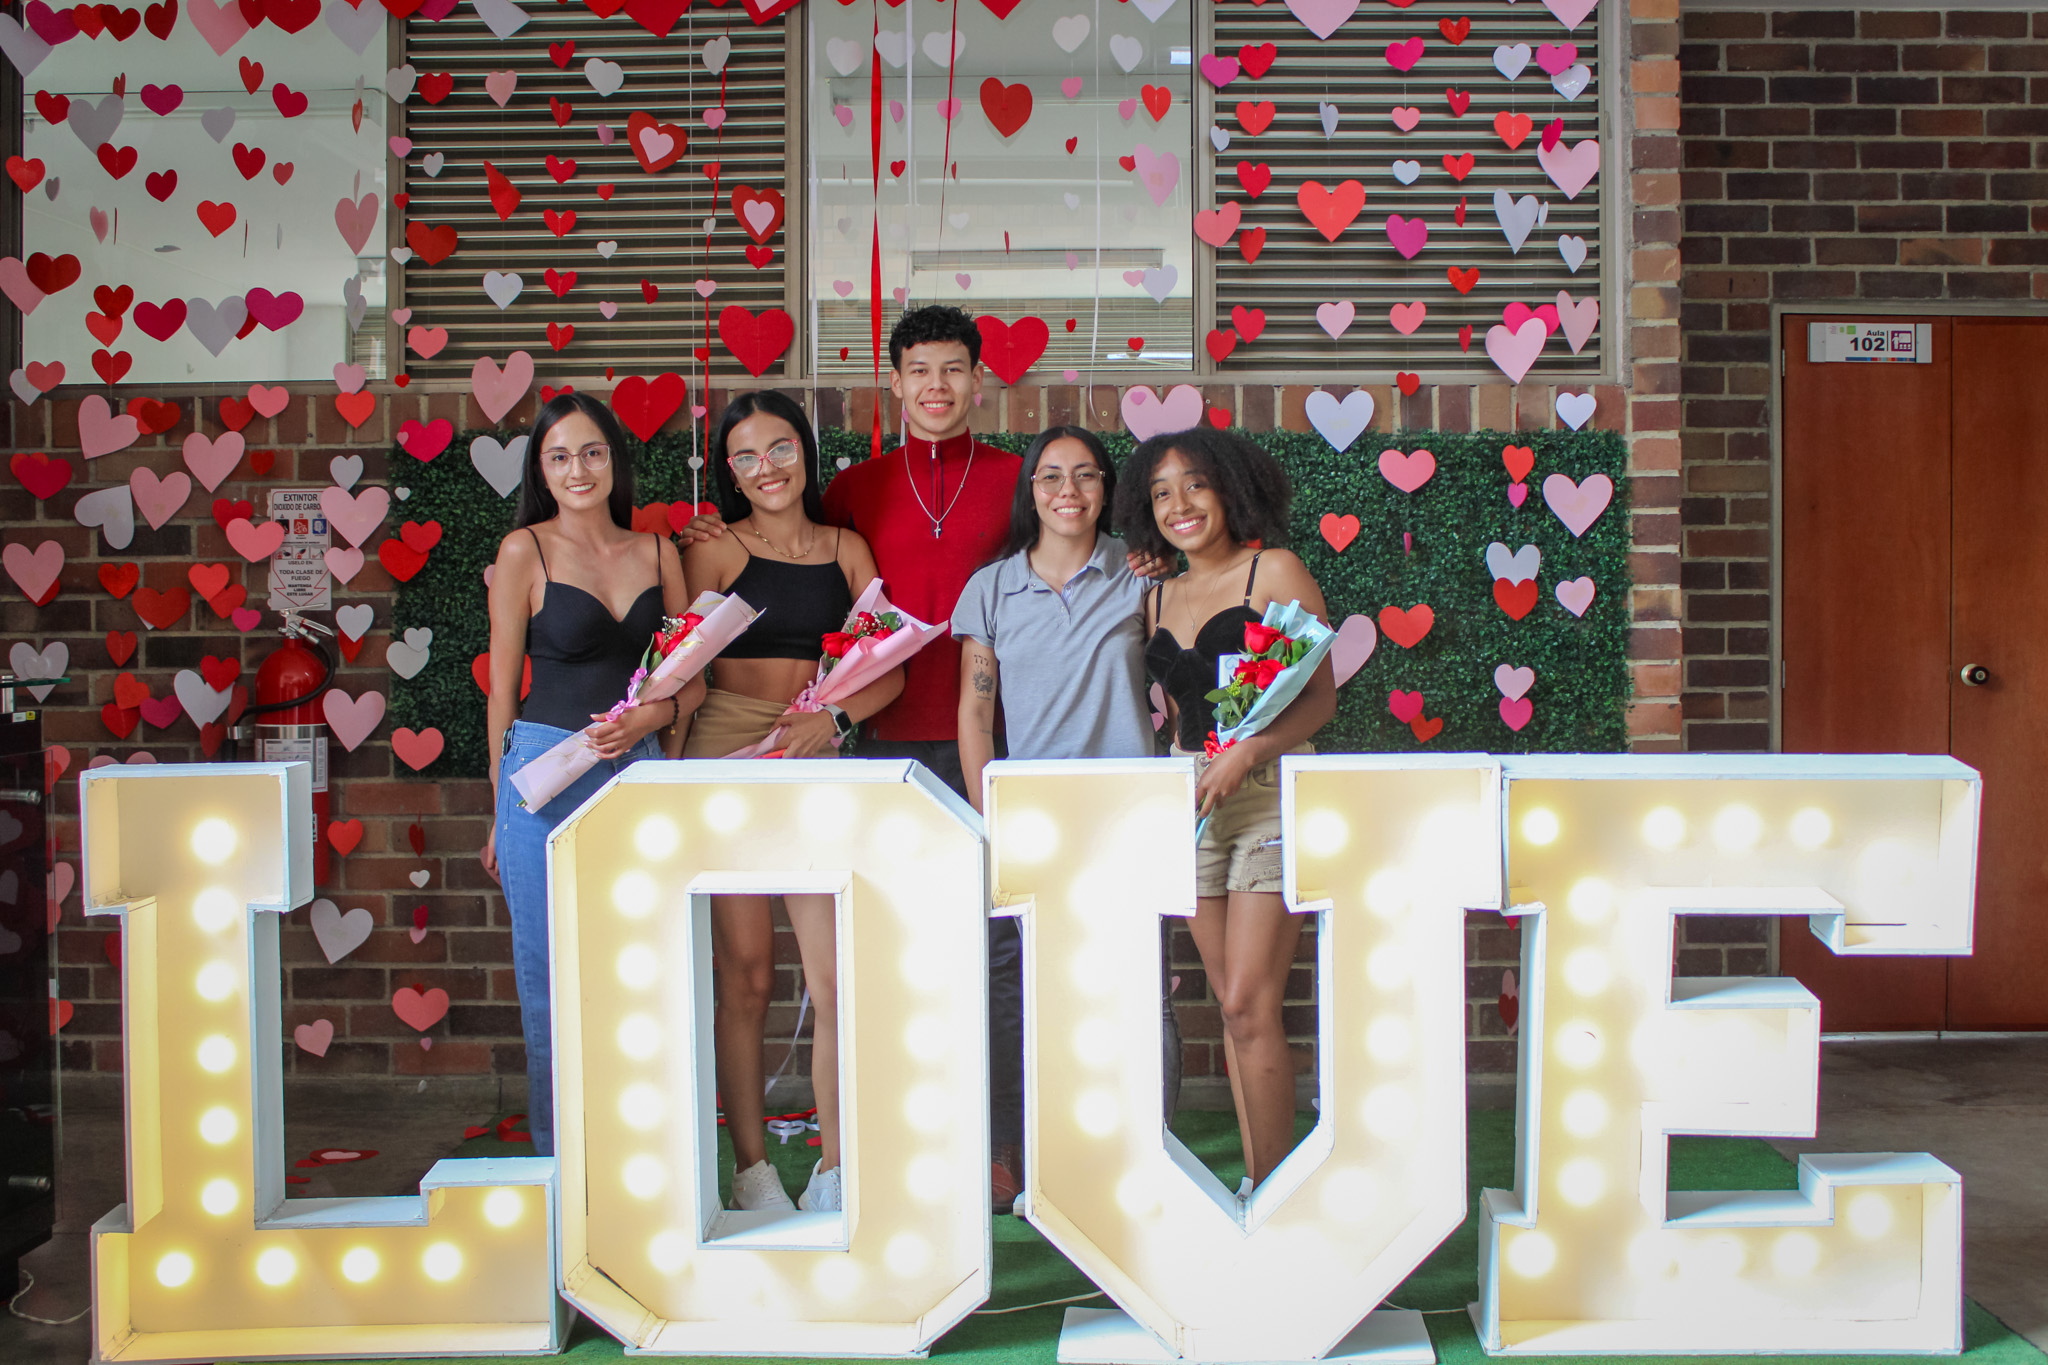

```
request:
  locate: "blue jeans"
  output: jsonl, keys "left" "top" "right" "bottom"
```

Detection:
{"left": 495, "top": 720, "right": 662, "bottom": 1156}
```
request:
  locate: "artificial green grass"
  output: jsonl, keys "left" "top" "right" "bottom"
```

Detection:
{"left": 419, "top": 1109, "right": 2040, "bottom": 1365}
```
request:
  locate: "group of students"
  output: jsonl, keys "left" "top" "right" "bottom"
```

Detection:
{"left": 482, "top": 306, "right": 1336, "bottom": 1218}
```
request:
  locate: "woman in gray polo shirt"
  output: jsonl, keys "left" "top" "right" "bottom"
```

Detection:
{"left": 953, "top": 425, "right": 1181, "bottom": 1160}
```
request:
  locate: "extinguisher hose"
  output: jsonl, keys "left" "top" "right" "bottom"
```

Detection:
{"left": 244, "top": 632, "right": 338, "bottom": 718}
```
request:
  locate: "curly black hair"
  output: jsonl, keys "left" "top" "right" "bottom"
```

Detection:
{"left": 1113, "top": 427, "right": 1291, "bottom": 561}
{"left": 888, "top": 305, "right": 981, "bottom": 369}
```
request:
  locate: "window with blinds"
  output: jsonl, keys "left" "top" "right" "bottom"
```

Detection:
{"left": 1203, "top": 0, "right": 1605, "bottom": 376}
{"left": 399, "top": 8, "right": 796, "bottom": 382}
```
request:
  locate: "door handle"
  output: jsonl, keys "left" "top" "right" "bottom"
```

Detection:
{"left": 1960, "top": 663, "right": 1990, "bottom": 687}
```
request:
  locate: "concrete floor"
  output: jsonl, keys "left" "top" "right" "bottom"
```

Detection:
{"left": 2, "top": 1038, "right": 2042, "bottom": 1362}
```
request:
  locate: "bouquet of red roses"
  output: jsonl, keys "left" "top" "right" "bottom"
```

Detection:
{"left": 509, "top": 589, "right": 758, "bottom": 809}
{"left": 723, "top": 579, "right": 945, "bottom": 758}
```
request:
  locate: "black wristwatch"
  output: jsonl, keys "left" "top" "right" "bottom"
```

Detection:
{"left": 824, "top": 703, "right": 855, "bottom": 740}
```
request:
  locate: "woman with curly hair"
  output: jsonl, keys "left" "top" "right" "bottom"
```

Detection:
{"left": 1114, "top": 427, "right": 1336, "bottom": 1192}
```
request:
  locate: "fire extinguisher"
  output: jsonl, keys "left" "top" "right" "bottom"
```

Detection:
{"left": 235, "top": 612, "right": 338, "bottom": 883}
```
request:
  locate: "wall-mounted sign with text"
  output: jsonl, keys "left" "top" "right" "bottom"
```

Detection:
{"left": 1808, "top": 322, "right": 1933, "bottom": 364}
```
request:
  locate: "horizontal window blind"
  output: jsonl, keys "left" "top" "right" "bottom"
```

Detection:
{"left": 1206, "top": 0, "right": 1604, "bottom": 375}
{"left": 400, "top": 8, "right": 792, "bottom": 381}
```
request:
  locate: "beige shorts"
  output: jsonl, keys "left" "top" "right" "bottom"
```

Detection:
{"left": 684, "top": 689, "right": 797, "bottom": 758}
{"left": 1174, "top": 743, "right": 1313, "bottom": 897}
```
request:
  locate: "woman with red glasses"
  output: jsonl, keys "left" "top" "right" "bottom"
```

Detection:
{"left": 681, "top": 389, "right": 903, "bottom": 1217}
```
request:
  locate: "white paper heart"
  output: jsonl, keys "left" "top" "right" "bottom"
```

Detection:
{"left": 1051, "top": 13, "right": 1089, "bottom": 51}
{"left": 1209, "top": 124, "right": 1229, "bottom": 153}
{"left": 1303, "top": 390, "right": 1375, "bottom": 455}
{"left": 1494, "top": 664, "right": 1536, "bottom": 702}
{"left": 329, "top": 455, "right": 364, "bottom": 490}
{"left": 1555, "top": 392, "right": 1597, "bottom": 430}
{"left": 1108, "top": 34, "right": 1143, "bottom": 72}
{"left": 172, "top": 669, "right": 232, "bottom": 726}
{"left": 1558, "top": 234, "right": 1589, "bottom": 272}
{"left": 825, "top": 35, "right": 864, "bottom": 76}
{"left": 8, "top": 642, "right": 65, "bottom": 701}
{"left": 1391, "top": 159, "right": 1421, "bottom": 185}
{"left": 1485, "top": 542, "right": 1541, "bottom": 584}
{"left": 469, "top": 435, "right": 527, "bottom": 498}
{"left": 1552, "top": 63, "right": 1591, "bottom": 100}
{"left": 386, "top": 627, "right": 433, "bottom": 680}
{"left": 335, "top": 603, "right": 374, "bottom": 640}
{"left": 1493, "top": 43, "right": 1531, "bottom": 80}
{"left": 75, "top": 486, "right": 136, "bottom": 550}
{"left": 309, "top": 899, "right": 374, "bottom": 964}
{"left": 1494, "top": 190, "right": 1541, "bottom": 254}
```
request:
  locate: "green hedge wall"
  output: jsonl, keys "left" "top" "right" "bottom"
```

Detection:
{"left": 393, "top": 425, "right": 1631, "bottom": 778}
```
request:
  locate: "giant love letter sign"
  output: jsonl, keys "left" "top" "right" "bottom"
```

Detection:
{"left": 546, "top": 761, "right": 991, "bottom": 1354}
{"left": 988, "top": 757, "right": 1500, "bottom": 1363}
{"left": 1478, "top": 755, "right": 1978, "bottom": 1354}
{"left": 82, "top": 764, "right": 564, "bottom": 1362}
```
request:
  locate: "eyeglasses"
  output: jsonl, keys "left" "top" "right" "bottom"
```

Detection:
{"left": 1032, "top": 468, "right": 1105, "bottom": 491}
{"left": 543, "top": 443, "right": 611, "bottom": 471}
{"left": 728, "top": 439, "right": 804, "bottom": 478}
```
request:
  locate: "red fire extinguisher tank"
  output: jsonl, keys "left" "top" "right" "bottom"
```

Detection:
{"left": 250, "top": 617, "right": 335, "bottom": 883}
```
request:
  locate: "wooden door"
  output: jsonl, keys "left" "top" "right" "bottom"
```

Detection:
{"left": 1779, "top": 316, "right": 1952, "bottom": 1030}
{"left": 1780, "top": 314, "right": 2048, "bottom": 1031}
{"left": 1946, "top": 319, "right": 2048, "bottom": 1029}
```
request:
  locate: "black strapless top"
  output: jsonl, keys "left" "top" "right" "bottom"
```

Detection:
{"left": 1144, "top": 553, "right": 1263, "bottom": 751}
{"left": 521, "top": 531, "right": 667, "bottom": 731}
{"left": 719, "top": 536, "right": 854, "bottom": 661}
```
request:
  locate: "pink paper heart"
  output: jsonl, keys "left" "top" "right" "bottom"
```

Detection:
{"left": 1390, "top": 106, "right": 1421, "bottom": 131}
{"left": 181, "top": 431, "right": 245, "bottom": 491}
{"left": 706, "top": 107, "right": 730, "bottom": 130}
{"left": 322, "top": 688, "right": 386, "bottom": 752}
{"left": 1282, "top": 0, "right": 1359, "bottom": 41}
{"left": 595, "top": 124, "right": 615, "bottom": 145}
{"left": 1061, "top": 369, "right": 1079, "bottom": 382}
{"left": 1503, "top": 302, "right": 1560, "bottom": 337}
{"left": 388, "top": 135, "right": 414, "bottom": 157}
{"left": 1198, "top": 54, "right": 1240, "bottom": 88}
{"left": 390, "top": 306, "right": 412, "bottom": 327}
{"left": 1494, "top": 664, "right": 1535, "bottom": 701}
{"left": 1537, "top": 137, "right": 1601, "bottom": 199}
{"left": 1385, "top": 214, "right": 1428, "bottom": 259}
{"left": 1317, "top": 301, "right": 1355, "bottom": 338}
{"left": 1119, "top": 384, "right": 1204, "bottom": 441}
{"left": 1535, "top": 41, "right": 1579, "bottom": 75}
{"left": 1377, "top": 448, "right": 1436, "bottom": 493}
{"left": 599, "top": 301, "right": 618, "bottom": 318}
{"left": 1508, "top": 481, "right": 1528, "bottom": 507}
{"left": 484, "top": 69, "right": 517, "bottom": 104}
{"left": 831, "top": 104, "right": 852, "bottom": 128}
{"left": 1122, "top": 269, "right": 1146, "bottom": 286}
{"left": 889, "top": 99, "right": 904, "bottom": 122}
{"left": 1118, "top": 97, "right": 1137, "bottom": 120}
{"left": 936, "top": 98, "right": 960, "bottom": 120}
{"left": 231, "top": 607, "right": 262, "bottom": 631}
{"left": 695, "top": 279, "right": 716, "bottom": 298}
{"left": 324, "top": 547, "right": 365, "bottom": 584}
{"left": 1499, "top": 697, "right": 1534, "bottom": 732}
{"left": 295, "top": 1019, "right": 334, "bottom": 1056}
{"left": 1388, "top": 301, "right": 1426, "bottom": 335}
{"left": 1541, "top": 473, "right": 1613, "bottom": 537}
{"left": 1485, "top": 318, "right": 1547, "bottom": 384}
{"left": 1331, "top": 613, "right": 1377, "bottom": 687}
{"left": 1061, "top": 76, "right": 1083, "bottom": 98}
{"left": 1555, "top": 576, "right": 1596, "bottom": 617}
{"left": 1388, "top": 689, "right": 1424, "bottom": 724}
{"left": 1385, "top": 35, "right": 1424, "bottom": 71}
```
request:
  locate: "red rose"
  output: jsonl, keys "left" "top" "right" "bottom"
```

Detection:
{"left": 1244, "top": 623, "right": 1282, "bottom": 654}
{"left": 1233, "top": 658, "right": 1259, "bottom": 685}
{"left": 821, "top": 632, "right": 854, "bottom": 659}
{"left": 1251, "top": 658, "right": 1284, "bottom": 690}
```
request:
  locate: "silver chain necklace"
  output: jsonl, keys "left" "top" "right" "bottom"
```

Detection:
{"left": 904, "top": 437, "right": 976, "bottom": 538}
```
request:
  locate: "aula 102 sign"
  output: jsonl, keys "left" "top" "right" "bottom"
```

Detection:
{"left": 81, "top": 753, "right": 1977, "bottom": 1363}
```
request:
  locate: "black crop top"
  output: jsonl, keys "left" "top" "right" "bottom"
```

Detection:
{"left": 719, "top": 533, "right": 855, "bottom": 661}
{"left": 1144, "top": 553, "right": 1264, "bottom": 752}
{"left": 521, "top": 529, "right": 667, "bottom": 732}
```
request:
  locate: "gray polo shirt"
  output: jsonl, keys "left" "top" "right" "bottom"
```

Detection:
{"left": 952, "top": 533, "right": 1156, "bottom": 760}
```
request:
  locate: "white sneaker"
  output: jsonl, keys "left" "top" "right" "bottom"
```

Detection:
{"left": 798, "top": 1160, "right": 842, "bottom": 1212}
{"left": 731, "top": 1160, "right": 794, "bottom": 1211}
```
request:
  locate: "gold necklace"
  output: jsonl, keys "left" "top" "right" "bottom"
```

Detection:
{"left": 745, "top": 520, "right": 816, "bottom": 560}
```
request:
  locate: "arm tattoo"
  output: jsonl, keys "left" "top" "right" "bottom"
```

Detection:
{"left": 972, "top": 667, "right": 996, "bottom": 699}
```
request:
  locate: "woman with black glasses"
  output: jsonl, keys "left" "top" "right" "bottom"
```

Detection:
{"left": 680, "top": 390, "right": 903, "bottom": 1217}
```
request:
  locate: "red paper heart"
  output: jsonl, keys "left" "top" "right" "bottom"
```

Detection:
{"left": 99, "top": 563, "right": 139, "bottom": 599}
{"left": 1235, "top": 100, "right": 1275, "bottom": 135}
{"left": 95, "top": 143, "right": 138, "bottom": 179}
{"left": 1140, "top": 84, "right": 1171, "bottom": 121}
{"left": 23, "top": 252, "right": 80, "bottom": 295}
{"left": 326, "top": 819, "right": 364, "bottom": 855}
{"left": 377, "top": 539, "right": 429, "bottom": 582}
{"left": 100, "top": 702, "right": 140, "bottom": 739}
{"left": 1205, "top": 328, "right": 1238, "bottom": 363}
{"left": 1446, "top": 87, "right": 1471, "bottom": 116}
{"left": 11, "top": 452, "right": 73, "bottom": 499}
{"left": 1493, "top": 578, "right": 1539, "bottom": 620}
{"left": 547, "top": 322, "right": 575, "bottom": 351}
{"left": 131, "top": 585, "right": 190, "bottom": 630}
{"left": 625, "top": 110, "right": 686, "bottom": 173}
{"left": 404, "top": 222, "right": 459, "bottom": 265}
{"left": 218, "top": 395, "right": 255, "bottom": 431}
{"left": 744, "top": 245, "right": 774, "bottom": 268}
{"left": 1235, "top": 160, "right": 1271, "bottom": 198}
{"left": 471, "top": 653, "right": 534, "bottom": 699}
{"left": 1377, "top": 604, "right": 1434, "bottom": 648}
{"left": 1388, "top": 690, "right": 1424, "bottom": 723}
{"left": 1447, "top": 266, "right": 1480, "bottom": 294}
{"left": 1238, "top": 227, "right": 1266, "bottom": 263}
{"left": 1410, "top": 714, "right": 1444, "bottom": 743}
{"left": 408, "top": 822, "right": 426, "bottom": 856}
{"left": 113, "top": 671, "right": 149, "bottom": 710}
{"left": 612, "top": 372, "right": 687, "bottom": 440}
{"left": 334, "top": 392, "right": 376, "bottom": 428}
{"left": 1207, "top": 406, "right": 1231, "bottom": 429}
{"left": 731, "top": 184, "right": 785, "bottom": 243}
{"left": 975, "top": 315, "right": 1049, "bottom": 386}
{"left": 1502, "top": 445, "right": 1536, "bottom": 481}
{"left": 1437, "top": 15, "right": 1469, "bottom": 43}
{"left": 979, "top": 77, "right": 1033, "bottom": 137}
{"left": 1239, "top": 41, "right": 1276, "bottom": 77}
{"left": 717, "top": 304, "right": 794, "bottom": 377}
{"left": 417, "top": 71, "right": 454, "bottom": 104}
{"left": 1396, "top": 372, "right": 1421, "bottom": 396}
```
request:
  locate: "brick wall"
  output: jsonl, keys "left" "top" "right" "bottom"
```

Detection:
{"left": 1677, "top": 7, "right": 2048, "bottom": 751}
{"left": 16, "top": 0, "right": 1705, "bottom": 1093}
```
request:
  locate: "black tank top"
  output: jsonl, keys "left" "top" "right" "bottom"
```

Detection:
{"left": 720, "top": 531, "right": 855, "bottom": 660}
{"left": 1144, "top": 553, "right": 1264, "bottom": 752}
{"left": 521, "top": 528, "right": 667, "bottom": 731}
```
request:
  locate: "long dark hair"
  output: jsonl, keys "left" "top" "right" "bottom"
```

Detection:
{"left": 1113, "top": 427, "right": 1291, "bottom": 561}
{"left": 990, "top": 426, "right": 1116, "bottom": 563}
{"left": 707, "top": 391, "right": 826, "bottom": 527}
{"left": 514, "top": 392, "right": 635, "bottom": 530}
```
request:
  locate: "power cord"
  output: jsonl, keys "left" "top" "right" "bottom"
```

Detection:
{"left": 9, "top": 1267, "right": 88, "bottom": 1326}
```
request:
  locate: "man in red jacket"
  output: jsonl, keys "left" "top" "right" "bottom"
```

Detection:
{"left": 681, "top": 307, "right": 1029, "bottom": 1210}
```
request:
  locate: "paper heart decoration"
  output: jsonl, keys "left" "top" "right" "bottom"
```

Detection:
{"left": 1493, "top": 42, "right": 1530, "bottom": 80}
{"left": 320, "top": 485, "right": 389, "bottom": 547}
{"left": 1283, "top": 0, "right": 1357, "bottom": 40}
{"left": 391, "top": 726, "right": 443, "bottom": 770}
{"left": 1129, "top": 143, "right": 1180, "bottom": 208}
{"left": 1542, "top": 473, "right": 1613, "bottom": 537}
{"left": 1298, "top": 179, "right": 1365, "bottom": 241}
{"left": 1499, "top": 696, "right": 1534, "bottom": 732}
{"left": 1377, "top": 448, "right": 1436, "bottom": 493}
{"left": 1318, "top": 512, "right": 1359, "bottom": 553}
{"left": 1486, "top": 542, "right": 1541, "bottom": 584}
{"left": 8, "top": 642, "right": 64, "bottom": 701}
{"left": 1555, "top": 576, "right": 1596, "bottom": 617}
{"left": 392, "top": 986, "right": 450, "bottom": 1031}
{"left": 335, "top": 603, "right": 373, "bottom": 642}
{"left": 1377, "top": 604, "right": 1434, "bottom": 649}
{"left": 1556, "top": 290, "right": 1599, "bottom": 353}
{"left": 1325, "top": 614, "right": 1376, "bottom": 688}
{"left": 225, "top": 517, "right": 285, "bottom": 562}
{"left": 1316, "top": 301, "right": 1355, "bottom": 339}
{"left": 1389, "top": 301, "right": 1427, "bottom": 335}
{"left": 1485, "top": 318, "right": 1547, "bottom": 385}
{"left": 1555, "top": 392, "right": 1597, "bottom": 430}
{"left": 294, "top": 1018, "right": 335, "bottom": 1056}
{"left": 1385, "top": 214, "right": 1428, "bottom": 259}
{"left": 386, "top": 627, "right": 433, "bottom": 680}
{"left": 469, "top": 435, "right": 526, "bottom": 498}
{"left": 324, "top": 547, "right": 365, "bottom": 584}
{"left": 75, "top": 486, "right": 136, "bottom": 550}
{"left": 1494, "top": 578, "right": 1540, "bottom": 621}
{"left": 79, "top": 394, "right": 141, "bottom": 460}
{"left": 1119, "top": 383, "right": 1203, "bottom": 440}
{"left": 470, "top": 351, "right": 534, "bottom": 424}
{"left": 172, "top": 669, "right": 233, "bottom": 726}
{"left": 1387, "top": 689, "right": 1425, "bottom": 724}
{"left": 1302, "top": 389, "right": 1374, "bottom": 454}
{"left": 1537, "top": 137, "right": 1600, "bottom": 199}
{"left": 322, "top": 687, "right": 385, "bottom": 751}
{"left": 1553, "top": 63, "right": 1591, "bottom": 100}
{"left": 975, "top": 316, "right": 1049, "bottom": 386}
{"left": 1494, "top": 664, "right": 1536, "bottom": 702}
{"left": 4, "top": 541, "right": 63, "bottom": 605}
